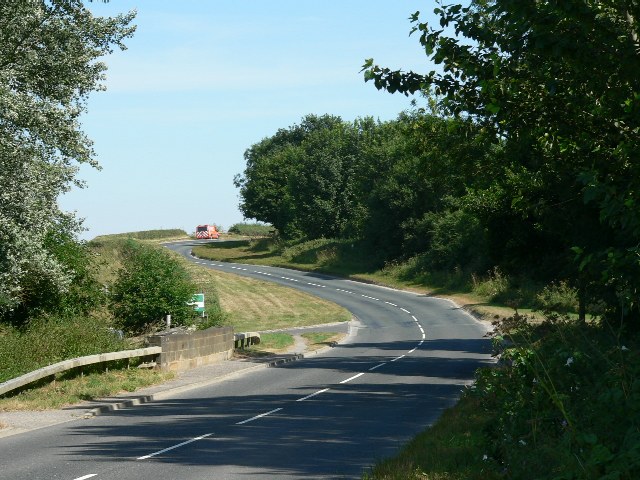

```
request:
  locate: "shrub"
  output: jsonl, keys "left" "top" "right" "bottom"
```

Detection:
{"left": 472, "top": 314, "right": 640, "bottom": 479}
{"left": 535, "top": 281, "right": 579, "bottom": 314}
{"left": 109, "top": 241, "right": 197, "bottom": 334}
{"left": 0, "top": 315, "right": 126, "bottom": 383}
{"left": 228, "top": 222, "right": 275, "bottom": 236}
{"left": 472, "top": 267, "right": 510, "bottom": 301}
{"left": 403, "top": 209, "right": 489, "bottom": 272}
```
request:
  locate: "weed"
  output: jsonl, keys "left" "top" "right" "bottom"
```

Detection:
{"left": 471, "top": 267, "right": 510, "bottom": 301}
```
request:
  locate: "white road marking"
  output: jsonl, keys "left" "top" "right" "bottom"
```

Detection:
{"left": 369, "top": 363, "right": 386, "bottom": 371}
{"left": 73, "top": 475, "right": 97, "bottom": 480}
{"left": 340, "top": 372, "right": 365, "bottom": 384}
{"left": 385, "top": 302, "right": 398, "bottom": 307}
{"left": 137, "top": 433, "right": 214, "bottom": 460}
{"left": 297, "top": 388, "right": 330, "bottom": 402}
{"left": 236, "top": 408, "right": 283, "bottom": 425}
{"left": 400, "top": 308, "right": 410, "bottom": 314}
{"left": 390, "top": 355, "right": 406, "bottom": 362}
{"left": 408, "top": 347, "right": 417, "bottom": 353}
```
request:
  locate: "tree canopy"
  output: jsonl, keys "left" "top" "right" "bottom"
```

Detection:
{"left": 0, "top": 0, "right": 135, "bottom": 319}
{"left": 363, "top": 0, "right": 640, "bottom": 322}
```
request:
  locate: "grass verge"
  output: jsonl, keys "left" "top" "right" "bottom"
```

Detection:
{"left": 301, "top": 332, "right": 345, "bottom": 351}
{"left": 363, "top": 394, "right": 500, "bottom": 480}
{"left": 0, "top": 368, "right": 174, "bottom": 411}
{"left": 191, "top": 238, "right": 543, "bottom": 322}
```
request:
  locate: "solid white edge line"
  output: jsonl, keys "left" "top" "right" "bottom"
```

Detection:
{"left": 297, "top": 388, "right": 330, "bottom": 402}
{"left": 137, "top": 433, "right": 214, "bottom": 460}
{"left": 236, "top": 408, "right": 283, "bottom": 425}
{"left": 339, "top": 372, "right": 365, "bottom": 384}
{"left": 369, "top": 363, "right": 386, "bottom": 371}
{"left": 73, "top": 475, "right": 98, "bottom": 480}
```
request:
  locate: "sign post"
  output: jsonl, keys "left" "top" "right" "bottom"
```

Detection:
{"left": 187, "top": 293, "right": 205, "bottom": 317}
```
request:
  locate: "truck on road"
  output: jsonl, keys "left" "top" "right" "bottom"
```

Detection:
{"left": 195, "top": 224, "right": 219, "bottom": 239}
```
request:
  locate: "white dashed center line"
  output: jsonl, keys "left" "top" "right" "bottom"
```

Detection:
{"left": 236, "top": 408, "right": 283, "bottom": 425}
{"left": 339, "top": 372, "right": 365, "bottom": 384}
{"left": 137, "top": 433, "right": 214, "bottom": 460}
{"left": 297, "top": 388, "right": 330, "bottom": 402}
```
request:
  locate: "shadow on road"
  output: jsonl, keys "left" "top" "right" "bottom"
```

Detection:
{"left": 59, "top": 337, "right": 494, "bottom": 479}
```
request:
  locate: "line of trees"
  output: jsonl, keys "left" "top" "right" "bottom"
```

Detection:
{"left": 236, "top": 1, "right": 640, "bottom": 325}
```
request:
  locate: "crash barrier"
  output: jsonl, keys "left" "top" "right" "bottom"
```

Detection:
{"left": 234, "top": 332, "right": 261, "bottom": 349}
{"left": 147, "top": 326, "right": 234, "bottom": 372}
{"left": 0, "top": 347, "right": 162, "bottom": 397}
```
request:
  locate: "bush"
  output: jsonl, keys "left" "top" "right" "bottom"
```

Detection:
{"left": 109, "top": 240, "right": 197, "bottom": 334}
{"left": 472, "top": 267, "right": 510, "bottom": 301}
{"left": 472, "top": 314, "right": 640, "bottom": 479}
{"left": 0, "top": 315, "right": 126, "bottom": 383}
{"left": 535, "top": 281, "right": 579, "bottom": 314}
{"left": 228, "top": 222, "right": 275, "bottom": 236}
{"left": 403, "top": 209, "right": 489, "bottom": 272}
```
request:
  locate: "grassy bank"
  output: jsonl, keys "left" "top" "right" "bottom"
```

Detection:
{"left": 191, "top": 237, "right": 557, "bottom": 322}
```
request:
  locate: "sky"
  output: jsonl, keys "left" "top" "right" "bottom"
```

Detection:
{"left": 60, "top": 1, "right": 438, "bottom": 240}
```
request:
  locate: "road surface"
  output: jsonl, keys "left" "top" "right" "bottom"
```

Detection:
{"left": 0, "top": 240, "right": 493, "bottom": 479}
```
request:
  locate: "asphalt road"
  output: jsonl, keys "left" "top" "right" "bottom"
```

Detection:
{"left": 0, "top": 240, "right": 493, "bottom": 480}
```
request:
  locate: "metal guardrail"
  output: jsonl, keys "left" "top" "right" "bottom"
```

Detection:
{"left": 0, "top": 347, "right": 162, "bottom": 397}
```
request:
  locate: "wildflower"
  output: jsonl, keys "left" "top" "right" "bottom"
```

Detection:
{"left": 565, "top": 357, "right": 574, "bottom": 367}
{"left": 621, "top": 345, "right": 629, "bottom": 351}
{"left": 519, "top": 440, "right": 527, "bottom": 446}
{"left": 483, "top": 455, "right": 489, "bottom": 461}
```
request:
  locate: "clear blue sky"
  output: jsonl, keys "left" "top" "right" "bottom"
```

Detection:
{"left": 60, "top": 1, "right": 437, "bottom": 239}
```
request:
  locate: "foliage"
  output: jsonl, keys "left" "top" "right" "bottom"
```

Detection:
{"left": 535, "top": 281, "right": 580, "bottom": 315}
{"left": 0, "top": 0, "right": 135, "bottom": 317}
{"left": 227, "top": 222, "right": 275, "bottom": 237}
{"left": 4, "top": 215, "right": 106, "bottom": 325}
{"left": 471, "top": 267, "right": 510, "bottom": 302}
{"left": 0, "top": 315, "right": 126, "bottom": 384}
{"left": 405, "top": 208, "right": 488, "bottom": 272}
{"left": 470, "top": 315, "right": 640, "bottom": 479}
{"left": 109, "top": 241, "right": 197, "bottom": 334}
{"left": 362, "top": 0, "right": 640, "bottom": 321}
{"left": 235, "top": 114, "right": 377, "bottom": 240}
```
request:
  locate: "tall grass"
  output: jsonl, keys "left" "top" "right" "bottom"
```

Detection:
{"left": 0, "top": 315, "right": 127, "bottom": 384}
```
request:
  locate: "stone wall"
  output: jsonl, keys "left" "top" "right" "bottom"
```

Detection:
{"left": 148, "top": 326, "right": 234, "bottom": 372}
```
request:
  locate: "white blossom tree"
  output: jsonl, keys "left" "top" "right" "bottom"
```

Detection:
{"left": 0, "top": 1, "right": 135, "bottom": 317}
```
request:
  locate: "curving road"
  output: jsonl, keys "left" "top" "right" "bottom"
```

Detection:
{"left": 0, "top": 240, "right": 493, "bottom": 480}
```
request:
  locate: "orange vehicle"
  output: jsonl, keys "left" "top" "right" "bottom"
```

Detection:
{"left": 195, "top": 224, "right": 219, "bottom": 239}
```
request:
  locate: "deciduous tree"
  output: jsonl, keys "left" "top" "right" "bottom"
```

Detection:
{"left": 0, "top": 1, "right": 135, "bottom": 317}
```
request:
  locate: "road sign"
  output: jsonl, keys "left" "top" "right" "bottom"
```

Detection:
{"left": 187, "top": 293, "right": 205, "bottom": 315}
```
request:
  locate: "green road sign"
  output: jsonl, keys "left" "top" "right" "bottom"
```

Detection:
{"left": 188, "top": 293, "right": 205, "bottom": 314}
